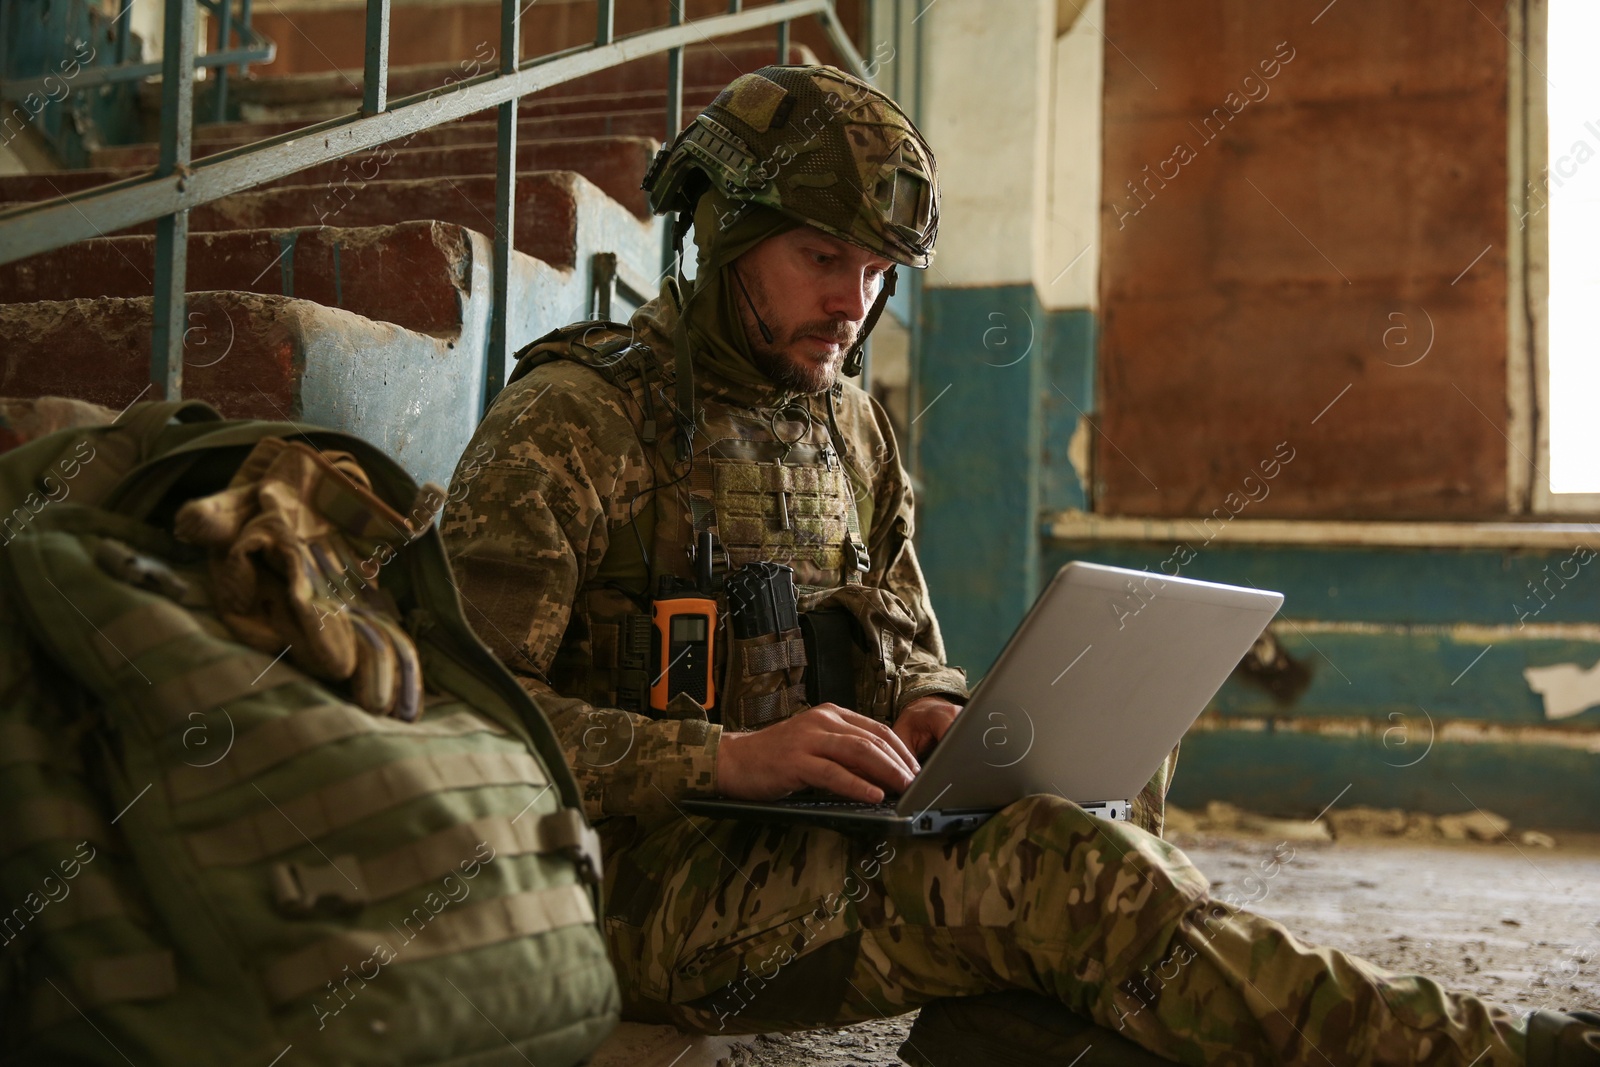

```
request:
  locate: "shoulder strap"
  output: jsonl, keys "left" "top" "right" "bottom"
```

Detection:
{"left": 505, "top": 320, "right": 637, "bottom": 388}
{"left": 0, "top": 399, "right": 223, "bottom": 524}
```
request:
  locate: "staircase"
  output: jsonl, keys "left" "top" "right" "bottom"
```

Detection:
{"left": 0, "top": 38, "right": 817, "bottom": 486}
{"left": 0, "top": 10, "right": 872, "bottom": 1063}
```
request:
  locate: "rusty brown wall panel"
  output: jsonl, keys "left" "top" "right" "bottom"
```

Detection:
{"left": 1098, "top": 0, "right": 1509, "bottom": 519}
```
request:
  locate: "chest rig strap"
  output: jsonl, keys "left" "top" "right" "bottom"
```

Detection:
{"left": 826, "top": 387, "right": 871, "bottom": 578}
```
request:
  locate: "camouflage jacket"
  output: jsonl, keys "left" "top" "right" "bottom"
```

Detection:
{"left": 441, "top": 293, "right": 968, "bottom": 821}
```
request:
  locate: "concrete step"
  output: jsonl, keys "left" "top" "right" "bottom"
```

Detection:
{"left": 238, "top": 0, "right": 862, "bottom": 77}
{"left": 0, "top": 290, "right": 487, "bottom": 483}
{"left": 230, "top": 2, "right": 851, "bottom": 80}
{"left": 0, "top": 293, "right": 319, "bottom": 427}
{"left": 0, "top": 221, "right": 472, "bottom": 336}
{"left": 170, "top": 100, "right": 720, "bottom": 160}
{"left": 209, "top": 83, "right": 725, "bottom": 132}
{"left": 0, "top": 177, "right": 659, "bottom": 486}
{"left": 149, "top": 41, "right": 813, "bottom": 126}
{"left": 0, "top": 170, "right": 656, "bottom": 273}
{"left": 59, "top": 135, "right": 658, "bottom": 219}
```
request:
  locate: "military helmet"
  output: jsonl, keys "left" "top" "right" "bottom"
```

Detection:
{"left": 643, "top": 64, "right": 940, "bottom": 268}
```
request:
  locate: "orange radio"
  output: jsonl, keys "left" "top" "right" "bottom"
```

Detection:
{"left": 650, "top": 594, "right": 717, "bottom": 713}
{"left": 650, "top": 533, "right": 720, "bottom": 714}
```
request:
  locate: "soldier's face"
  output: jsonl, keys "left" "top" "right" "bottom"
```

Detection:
{"left": 733, "top": 226, "right": 892, "bottom": 393}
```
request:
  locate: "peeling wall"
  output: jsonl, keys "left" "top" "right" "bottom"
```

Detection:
{"left": 1097, "top": 0, "right": 1511, "bottom": 519}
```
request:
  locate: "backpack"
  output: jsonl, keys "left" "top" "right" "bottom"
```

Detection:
{"left": 0, "top": 401, "right": 619, "bottom": 1065}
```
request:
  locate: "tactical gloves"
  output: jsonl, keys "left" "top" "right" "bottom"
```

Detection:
{"left": 176, "top": 437, "right": 435, "bottom": 721}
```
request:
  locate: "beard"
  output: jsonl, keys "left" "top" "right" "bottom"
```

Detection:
{"left": 735, "top": 268, "right": 858, "bottom": 394}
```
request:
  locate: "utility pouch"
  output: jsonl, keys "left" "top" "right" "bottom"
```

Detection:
{"left": 797, "top": 585, "right": 919, "bottom": 723}
{"left": 615, "top": 614, "right": 654, "bottom": 714}
{"left": 800, "top": 609, "right": 859, "bottom": 709}
{"left": 720, "top": 562, "right": 808, "bottom": 730}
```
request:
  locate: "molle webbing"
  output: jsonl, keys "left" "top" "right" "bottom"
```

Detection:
{"left": 87, "top": 597, "right": 224, "bottom": 670}
{"left": 710, "top": 458, "right": 859, "bottom": 580}
{"left": 30, "top": 872, "right": 133, "bottom": 935}
{"left": 736, "top": 682, "right": 808, "bottom": 728}
{"left": 0, "top": 798, "right": 111, "bottom": 862}
{"left": 140, "top": 648, "right": 309, "bottom": 734}
{"left": 28, "top": 950, "right": 179, "bottom": 1031}
{"left": 73, "top": 950, "right": 177, "bottom": 1003}
{"left": 261, "top": 883, "right": 596, "bottom": 1004}
{"left": 81, "top": 584, "right": 315, "bottom": 737}
{"left": 186, "top": 750, "right": 547, "bottom": 867}
{"left": 166, "top": 704, "right": 506, "bottom": 804}
{"left": 558, "top": 607, "right": 653, "bottom": 714}
{"left": 742, "top": 634, "right": 807, "bottom": 676}
{"left": 708, "top": 439, "right": 832, "bottom": 465}
{"left": 269, "top": 809, "right": 599, "bottom": 912}
{"left": 725, "top": 630, "right": 809, "bottom": 730}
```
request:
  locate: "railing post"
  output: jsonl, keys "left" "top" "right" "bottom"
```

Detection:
{"left": 666, "top": 0, "right": 684, "bottom": 142}
{"left": 817, "top": 0, "right": 870, "bottom": 80}
{"left": 776, "top": 0, "right": 788, "bottom": 62}
{"left": 238, "top": 0, "right": 254, "bottom": 78}
{"left": 115, "top": 0, "right": 135, "bottom": 64}
{"left": 151, "top": 0, "right": 195, "bottom": 402}
{"left": 596, "top": 0, "right": 614, "bottom": 46}
{"left": 363, "top": 0, "right": 391, "bottom": 115}
{"left": 486, "top": 0, "right": 520, "bottom": 413}
{"left": 213, "top": 0, "right": 234, "bottom": 122}
{"left": 661, "top": 0, "right": 685, "bottom": 276}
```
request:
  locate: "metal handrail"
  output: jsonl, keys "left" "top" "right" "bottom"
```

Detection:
{"left": 0, "top": 0, "right": 865, "bottom": 407}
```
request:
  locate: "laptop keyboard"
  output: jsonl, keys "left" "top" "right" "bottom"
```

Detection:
{"left": 780, "top": 799, "right": 899, "bottom": 814}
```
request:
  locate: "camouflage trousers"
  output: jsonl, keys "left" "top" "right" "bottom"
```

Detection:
{"left": 601, "top": 793, "right": 1527, "bottom": 1066}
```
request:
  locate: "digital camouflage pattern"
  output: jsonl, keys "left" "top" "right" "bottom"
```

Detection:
{"left": 604, "top": 795, "right": 1528, "bottom": 1066}
{"left": 440, "top": 288, "right": 968, "bottom": 823}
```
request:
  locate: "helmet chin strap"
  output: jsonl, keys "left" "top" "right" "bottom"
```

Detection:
{"left": 842, "top": 266, "right": 898, "bottom": 378}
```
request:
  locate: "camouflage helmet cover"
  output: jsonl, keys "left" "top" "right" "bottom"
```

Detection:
{"left": 643, "top": 64, "right": 940, "bottom": 268}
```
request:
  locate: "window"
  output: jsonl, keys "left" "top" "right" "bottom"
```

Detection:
{"left": 1524, "top": 0, "right": 1600, "bottom": 511}
{"left": 1543, "top": 0, "right": 1600, "bottom": 498}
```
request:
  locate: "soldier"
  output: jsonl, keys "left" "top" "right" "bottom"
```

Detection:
{"left": 442, "top": 64, "right": 1600, "bottom": 1065}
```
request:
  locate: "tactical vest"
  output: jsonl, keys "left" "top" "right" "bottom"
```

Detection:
{"left": 506, "top": 321, "right": 919, "bottom": 732}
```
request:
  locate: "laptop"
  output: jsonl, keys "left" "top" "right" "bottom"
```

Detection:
{"left": 682, "top": 561, "right": 1283, "bottom": 836}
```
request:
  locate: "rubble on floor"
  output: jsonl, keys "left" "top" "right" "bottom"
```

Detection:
{"left": 1166, "top": 801, "right": 1564, "bottom": 848}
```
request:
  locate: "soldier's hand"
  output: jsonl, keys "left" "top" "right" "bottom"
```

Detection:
{"left": 893, "top": 696, "right": 962, "bottom": 758}
{"left": 716, "top": 705, "right": 921, "bottom": 803}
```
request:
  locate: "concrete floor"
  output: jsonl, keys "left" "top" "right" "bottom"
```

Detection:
{"left": 628, "top": 827, "right": 1600, "bottom": 1067}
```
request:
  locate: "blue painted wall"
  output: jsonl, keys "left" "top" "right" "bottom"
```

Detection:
{"left": 913, "top": 284, "right": 1095, "bottom": 674}
{"left": 2, "top": 0, "right": 144, "bottom": 166}
{"left": 914, "top": 283, "right": 1600, "bottom": 830}
{"left": 1172, "top": 729, "right": 1600, "bottom": 832}
{"left": 1042, "top": 540, "right": 1600, "bottom": 726}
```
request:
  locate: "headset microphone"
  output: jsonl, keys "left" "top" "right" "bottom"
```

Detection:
{"left": 732, "top": 265, "right": 776, "bottom": 344}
